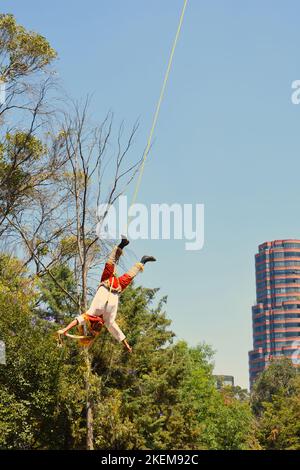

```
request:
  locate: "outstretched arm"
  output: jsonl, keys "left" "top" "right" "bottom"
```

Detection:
{"left": 122, "top": 339, "right": 132, "bottom": 353}
{"left": 58, "top": 318, "right": 79, "bottom": 335}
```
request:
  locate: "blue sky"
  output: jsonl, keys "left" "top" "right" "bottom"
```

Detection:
{"left": 6, "top": 0, "right": 300, "bottom": 388}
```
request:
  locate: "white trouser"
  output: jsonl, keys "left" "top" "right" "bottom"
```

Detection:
{"left": 77, "top": 286, "right": 125, "bottom": 342}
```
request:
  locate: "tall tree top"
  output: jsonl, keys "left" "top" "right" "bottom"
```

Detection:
{"left": 0, "top": 13, "right": 57, "bottom": 81}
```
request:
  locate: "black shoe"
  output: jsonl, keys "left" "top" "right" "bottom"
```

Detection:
{"left": 141, "top": 255, "right": 156, "bottom": 265}
{"left": 118, "top": 235, "right": 130, "bottom": 249}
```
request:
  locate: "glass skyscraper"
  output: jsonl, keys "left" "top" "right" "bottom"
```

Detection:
{"left": 249, "top": 240, "right": 300, "bottom": 387}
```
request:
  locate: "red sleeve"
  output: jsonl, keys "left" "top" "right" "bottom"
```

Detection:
{"left": 118, "top": 273, "right": 133, "bottom": 291}
{"left": 101, "top": 263, "right": 115, "bottom": 282}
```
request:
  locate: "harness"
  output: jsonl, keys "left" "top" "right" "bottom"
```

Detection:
{"left": 57, "top": 313, "right": 105, "bottom": 348}
{"left": 100, "top": 278, "right": 122, "bottom": 294}
{"left": 83, "top": 313, "right": 105, "bottom": 332}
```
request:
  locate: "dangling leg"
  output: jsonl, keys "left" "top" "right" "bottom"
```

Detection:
{"left": 102, "top": 298, "right": 132, "bottom": 352}
{"left": 118, "top": 255, "right": 156, "bottom": 290}
{"left": 100, "top": 235, "right": 130, "bottom": 282}
{"left": 118, "top": 235, "right": 130, "bottom": 250}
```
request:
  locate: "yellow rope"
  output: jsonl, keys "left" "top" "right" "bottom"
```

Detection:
{"left": 127, "top": 0, "right": 188, "bottom": 224}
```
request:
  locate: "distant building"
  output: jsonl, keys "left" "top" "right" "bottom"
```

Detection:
{"left": 214, "top": 375, "right": 234, "bottom": 389}
{"left": 249, "top": 240, "right": 300, "bottom": 387}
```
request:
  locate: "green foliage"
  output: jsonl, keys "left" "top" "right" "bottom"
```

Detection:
{"left": 0, "top": 14, "right": 57, "bottom": 220}
{"left": 0, "top": 387, "right": 35, "bottom": 449}
{"left": 36, "top": 262, "right": 78, "bottom": 321}
{"left": 0, "top": 131, "right": 48, "bottom": 214}
{"left": 1, "top": 11, "right": 299, "bottom": 452}
{"left": 0, "top": 254, "right": 88, "bottom": 449}
{"left": 5, "top": 131, "right": 46, "bottom": 162}
{"left": 59, "top": 236, "right": 79, "bottom": 258}
{"left": 59, "top": 236, "right": 100, "bottom": 258}
{"left": 201, "top": 387, "right": 259, "bottom": 450}
{"left": 0, "top": 131, "right": 46, "bottom": 182}
{"left": 0, "top": 13, "right": 57, "bottom": 80}
{"left": 251, "top": 359, "right": 300, "bottom": 450}
{"left": 256, "top": 376, "right": 300, "bottom": 450}
{"left": 251, "top": 357, "right": 297, "bottom": 416}
{"left": 0, "top": 259, "right": 258, "bottom": 450}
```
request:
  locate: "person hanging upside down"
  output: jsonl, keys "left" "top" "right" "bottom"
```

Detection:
{"left": 57, "top": 236, "right": 156, "bottom": 352}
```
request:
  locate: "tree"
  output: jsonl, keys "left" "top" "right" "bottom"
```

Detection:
{"left": 251, "top": 358, "right": 300, "bottom": 450}
{"left": 36, "top": 262, "right": 78, "bottom": 321}
{"left": 0, "top": 14, "right": 59, "bottom": 233}
{"left": 200, "top": 386, "right": 259, "bottom": 450}
{"left": 0, "top": 13, "right": 268, "bottom": 452}
{"left": 0, "top": 16, "right": 143, "bottom": 449}
{"left": 251, "top": 357, "right": 297, "bottom": 416}
{"left": 0, "top": 254, "right": 266, "bottom": 450}
{"left": 256, "top": 376, "right": 300, "bottom": 450}
{"left": 180, "top": 347, "right": 258, "bottom": 450}
{"left": 0, "top": 13, "right": 56, "bottom": 83}
{"left": 0, "top": 253, "right": 92, "bottom": 449}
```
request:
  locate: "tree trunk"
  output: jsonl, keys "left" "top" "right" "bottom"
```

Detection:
{"left": 85, "top": 349, "right": 94, "bottom": 450}
{"left": 82, "top": 265, "right": 94, "bottom": 450}
{"left": 86, "top": 403, "right": 94, "bottom": 450}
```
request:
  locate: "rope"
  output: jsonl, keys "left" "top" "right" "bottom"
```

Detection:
{"left": 65, "top": 333, "right": 92, "bottom": 340}
{"left": 127, "top": 0, "right": 188, "bottom": 226}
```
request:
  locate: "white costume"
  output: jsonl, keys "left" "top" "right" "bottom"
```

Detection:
{"left": 76, "top": 286, "right": 124, "bottom": 342}
{"left": 76, "top": 245, "right": 144, "bottom": 343}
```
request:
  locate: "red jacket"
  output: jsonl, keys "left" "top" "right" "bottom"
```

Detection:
{"left": 100, "top": 263, "right": 133, "bottom": 291}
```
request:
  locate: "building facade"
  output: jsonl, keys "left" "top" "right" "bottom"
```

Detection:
{"left": 214, "top": 375, "right": 234, "bottom": 390}
{"left": 249, "top": 239, "right": 300, "bottom": 387}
